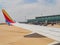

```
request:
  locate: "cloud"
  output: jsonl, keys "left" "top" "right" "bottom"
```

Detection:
{"left": 0, "top": 0, "right": 60, "bottom": 22}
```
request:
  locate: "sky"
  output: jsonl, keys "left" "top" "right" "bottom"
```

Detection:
{"left": 0, "top": 0, "right": 60, "bottom": 22}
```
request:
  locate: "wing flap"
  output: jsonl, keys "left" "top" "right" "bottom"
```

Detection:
{"left": 24, "top": 33, "right": 46, "bottom": 38}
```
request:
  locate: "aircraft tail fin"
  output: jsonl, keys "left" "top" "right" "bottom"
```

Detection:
{"left": 2, "top": 9, "right": 15, "bottom": 25}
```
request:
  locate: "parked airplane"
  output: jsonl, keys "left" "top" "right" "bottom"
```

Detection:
{"left": 2, "top": 9, "right": 60, "bottom": 45}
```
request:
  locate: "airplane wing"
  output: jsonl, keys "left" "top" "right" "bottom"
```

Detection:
{"left": 2, "top": 9, "right": 60, "bottom": 43}
{"left": 12, "top": 22, "right": 60, "bottom": 42}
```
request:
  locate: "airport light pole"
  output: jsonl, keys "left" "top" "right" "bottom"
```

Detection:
{"left": 25, "top": 16, "right": 27, "bottom": 22}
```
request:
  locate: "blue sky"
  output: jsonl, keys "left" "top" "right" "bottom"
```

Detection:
{"left": 0, "top": 0, "right": 60, "bottom": 22}
{"left": 0, "top": 5, "right": 2, "bottom": 9}
{"left": 23, "top": 0, "right": 38, "bottom": 3}
{"left": 44, "top": 0, "right": 56, "bottom": 3}
{"left": 43, "top": 0, "right": 56, "bottom": 6}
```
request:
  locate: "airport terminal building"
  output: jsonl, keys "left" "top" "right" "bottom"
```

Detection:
{"left": 27, "top": 15, "right": 60, "bottom": 25}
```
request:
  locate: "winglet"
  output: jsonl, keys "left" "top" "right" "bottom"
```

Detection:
{"left": 2, "top": 9, "right": 15, "bottom": 25}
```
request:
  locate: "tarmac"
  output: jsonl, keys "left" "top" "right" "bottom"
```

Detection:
{"left": 0, "top": 24, "right": 56, "bottom": 45}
